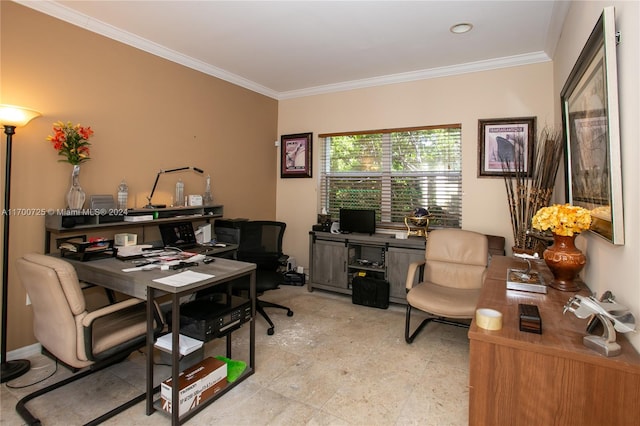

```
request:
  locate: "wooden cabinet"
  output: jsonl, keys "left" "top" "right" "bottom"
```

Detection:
{"left": 468, "top": 256, "right": 640, "bottom": 425}
{"left": 310, "top": 238, "right": 348, "bottom": 290}
{"left": 308, "top": 231, "right": 425, "bottom": 304}
{"left": 386, "top": 246, "right": 425, "bottom": 300}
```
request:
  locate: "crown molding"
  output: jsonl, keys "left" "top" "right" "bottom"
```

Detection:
{"left": 15, "top": 0, "right": 280, "bottom": 99}
{"left": 278, "top": 52, "right": 551, "bottom": 99}
{"left": 17, "top": 0, "right": 551, "bottom": 101}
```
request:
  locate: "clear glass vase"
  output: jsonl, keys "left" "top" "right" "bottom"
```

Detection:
{"left": 66, "top": 164, "right": 86, "bottom": 211}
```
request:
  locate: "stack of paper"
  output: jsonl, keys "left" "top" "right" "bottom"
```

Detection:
{"left": 154, "top": 333, "right": 203, "bottom": 356}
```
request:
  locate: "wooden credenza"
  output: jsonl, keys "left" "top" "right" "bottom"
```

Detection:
{"left": 468, "top": 256, "right": 640, "bottom": 425}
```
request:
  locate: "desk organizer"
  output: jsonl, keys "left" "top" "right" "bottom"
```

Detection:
{"left": 60, "top": 239, "right": 117, "bottom": 261}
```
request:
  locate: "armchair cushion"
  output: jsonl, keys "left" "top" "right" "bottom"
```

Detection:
{"left": 423, "top": 228, "right": 488, "bottom": 290}
{"left": 406, "top": 283, "right": 481, "bottom": 318}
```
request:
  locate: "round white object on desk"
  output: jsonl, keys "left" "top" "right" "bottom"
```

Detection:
{"left": 476, "top": 308, "right": 503, "bottom": 330}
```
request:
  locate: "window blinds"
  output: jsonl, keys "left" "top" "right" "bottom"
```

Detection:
{"left": 319, "top": 125, "right": 462, "bottom": 228}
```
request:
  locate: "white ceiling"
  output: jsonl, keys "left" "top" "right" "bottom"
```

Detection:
{"left": 18, "top": 1, "right": 570, "bottom": 100}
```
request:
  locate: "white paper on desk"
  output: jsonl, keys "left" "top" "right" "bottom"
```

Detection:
{"left": 152, "top": 270, "right": 214, "bottom": 287}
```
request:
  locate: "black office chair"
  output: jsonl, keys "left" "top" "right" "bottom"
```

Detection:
{"left": 234, "top": 221, "right": 293, "bottom": 335}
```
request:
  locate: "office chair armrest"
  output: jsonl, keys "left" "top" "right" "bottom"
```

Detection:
{"left": 81, "top": 298, "right": 145, "bottom": 326}
{"left": 405, "top": 260, "right": 426, "bottom": 291}
{"left": 82, "top": 298, "right": 163, "bottom": 362}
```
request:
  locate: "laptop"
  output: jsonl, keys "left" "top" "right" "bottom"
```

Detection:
{"left": 159, "top": 221, "right": 207, "bottom": 253}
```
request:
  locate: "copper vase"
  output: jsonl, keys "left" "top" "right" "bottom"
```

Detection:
{"left": 543, "top": 234, "right": 586, "bottom": 292}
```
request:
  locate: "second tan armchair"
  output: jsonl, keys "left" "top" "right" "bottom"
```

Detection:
{"left": 405, "top": 229, "right": 489, "bottom": 343}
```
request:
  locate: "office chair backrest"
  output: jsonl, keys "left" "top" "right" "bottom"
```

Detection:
{"left": 237, "top": 221, "right": 286, "bottom": 270}
{"left": 16, "top": 253, "right": 92, "bottom": 368}
{"left": 424, "top": 229, "right": 488, "bottom": 290}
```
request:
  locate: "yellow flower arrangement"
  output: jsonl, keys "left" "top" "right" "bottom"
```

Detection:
{"left": 531, "top": 204, "right": 592, "bottom": 236}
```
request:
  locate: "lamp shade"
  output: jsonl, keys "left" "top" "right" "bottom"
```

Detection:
{"left": 0, "top": 104, "right": 41, "bottom": 128}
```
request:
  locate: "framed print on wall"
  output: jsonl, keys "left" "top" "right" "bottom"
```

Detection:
{"left": 561, "top": 6, "right": 624, "bottom": 245}
{"left": 478, "top": 117, "right": 536, "bottom": 177}
{"left": 281, "top": 132, "right": 312, "bottom": 178}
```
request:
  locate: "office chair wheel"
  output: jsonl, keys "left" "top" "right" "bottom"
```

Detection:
{"left": 287, "top": 310, "right": 293, "bottom": 317}
{"left": 267, "top": 327, "right": 275, "bottom": 335}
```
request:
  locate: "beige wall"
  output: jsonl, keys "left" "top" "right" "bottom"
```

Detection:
{"left": 552, "top": 0, "right": 640, "bottom": 350}
{"left": 1, "top": 2, "right": 278, "bottom": 350}
{"left": 277, "top": 63, "right": 556, "bottom": 274}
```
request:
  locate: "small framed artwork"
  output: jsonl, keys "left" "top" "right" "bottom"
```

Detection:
{"left": 281, "top": 132, "right": 312, "bottom": 178}
{"left": 478, "top": 117, "right": 536, "bottom": 177}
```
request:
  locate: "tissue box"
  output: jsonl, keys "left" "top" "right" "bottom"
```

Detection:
{"left": 114, "top": 233, "right": 137, "bottom": 246}
{"left": 161, "top": 357, "right": 227, "bottom": 416}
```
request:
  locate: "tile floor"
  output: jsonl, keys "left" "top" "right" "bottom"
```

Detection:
{"left": 1, "top": 285, "right": 470, "bottom": 425}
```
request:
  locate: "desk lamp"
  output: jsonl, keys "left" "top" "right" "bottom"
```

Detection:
{"left": 145, "top": 166, "right": 204, "bottom": 208}
{"left": 1, "top": 104, "right": 41, "bottom": 383}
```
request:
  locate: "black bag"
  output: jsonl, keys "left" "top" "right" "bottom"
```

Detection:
{"left": 351, "top": 276, "right": 389, "bottom": 309}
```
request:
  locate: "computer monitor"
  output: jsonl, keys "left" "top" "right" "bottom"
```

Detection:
{"left": 339, "top": 209, "right": 376, "bottom": 234}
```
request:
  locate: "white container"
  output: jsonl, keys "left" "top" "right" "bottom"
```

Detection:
{"left": 114, "top": 233, "right": 137, "bottom": 246}
{"left": 117, "top": 179, "right": 128, "bottom": 210}
{"left": 175, "top": 179, "right": 184, "bottom": 207}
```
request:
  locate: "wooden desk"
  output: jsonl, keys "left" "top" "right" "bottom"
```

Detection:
{"left": 69, "top": 256, "right": 256, "bottom": 425}
{"left": 468, "top": 256, "right": 640, "bottom": 425}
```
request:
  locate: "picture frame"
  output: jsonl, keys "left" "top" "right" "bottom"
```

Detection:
{"left": 477, "top": 117, "right": 536, "bottom": 177}
{"left": 280, "top": 132, "right": 312, "bottom": 178}
{"left": 561, "top": 7, "right": 624, "bottom": 245}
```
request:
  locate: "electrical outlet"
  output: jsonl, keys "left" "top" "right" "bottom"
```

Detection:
{"left": 26, "top": 294, "right": 31, "bottom": 305}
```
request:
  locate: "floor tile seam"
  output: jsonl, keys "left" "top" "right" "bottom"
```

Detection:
{"left": 313, "top": 398, "right": 355, "bottom": 425}
{"left": 262, "top": 383, "right": 332, "bottom": 412}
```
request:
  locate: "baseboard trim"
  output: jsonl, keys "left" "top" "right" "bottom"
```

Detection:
{"left": 7, "top": 343, "right": 42, "bottom": 360}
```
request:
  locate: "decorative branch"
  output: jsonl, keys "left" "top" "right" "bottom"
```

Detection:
{"left": 502, "top": 127, "right": 563, "bottom": 253}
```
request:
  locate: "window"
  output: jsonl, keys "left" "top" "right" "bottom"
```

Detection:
{"left": 319, "top": 124, "right": 462, "bottom": 229}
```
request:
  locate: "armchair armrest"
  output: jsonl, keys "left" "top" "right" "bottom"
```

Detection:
{"left": 406, "top": 260, "right": 426, "bottom": 291}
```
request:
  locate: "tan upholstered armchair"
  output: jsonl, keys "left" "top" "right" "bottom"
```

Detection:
{"left": 404, "top": 229, "right": 489, "bottom": 343}
{"left": 15, "top": 253, "right": 163, "bottom": 424}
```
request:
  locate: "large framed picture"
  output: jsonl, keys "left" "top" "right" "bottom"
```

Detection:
{"left": 281, "top": 132, "right": 312, "bottom": 178}
{"left": 477, "top": 117, "right": 536, "bottom": 177}
{"left": 561, "top": 7, "right": 623, "bottom": 245}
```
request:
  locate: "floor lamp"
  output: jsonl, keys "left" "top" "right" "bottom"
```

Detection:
{"left": 1, "top": 104, "right": 41, "bottom": 383}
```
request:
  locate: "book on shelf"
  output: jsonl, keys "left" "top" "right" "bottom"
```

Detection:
{"left": 506, "top": 268, "right": 547, "bottom": 294}
{"left": 123, "top": 214, "right": 154, "bottom": 222}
